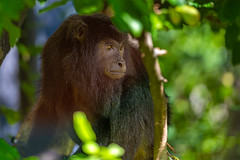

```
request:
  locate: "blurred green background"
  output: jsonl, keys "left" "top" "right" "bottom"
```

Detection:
{"left": 0, "top": 0, "right": 240, "bottom": 160}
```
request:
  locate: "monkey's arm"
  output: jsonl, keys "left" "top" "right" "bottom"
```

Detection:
{"left": 14, "top": 106, "right": 75, "bottom": 158}
{"left": 110, "top": 77, "right": 154, "bottom": 160}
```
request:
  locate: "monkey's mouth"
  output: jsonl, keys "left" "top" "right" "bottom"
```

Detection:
{"left": 109, "top": 70, "right": 125, "bottom": 75}
{"left": 109, "top": 70, "right": 126, "bottom": 77}
{"left": 105, "top": 69, "right": 126, "bottom": 79}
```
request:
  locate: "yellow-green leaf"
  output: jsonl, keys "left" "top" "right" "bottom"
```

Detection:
{"left": 175, "top": 5, "right": 200, "bottom": 26}
{"left": 82, "top": 141, "right": 100, "bottom": 155}
{"left": 73, "top": 111, "right": 96, "bottom": 143}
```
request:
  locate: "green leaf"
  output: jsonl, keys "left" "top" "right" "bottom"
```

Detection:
{"left": 169, "top": 8, "right": 181, "bottom": 25}
{"left": 0, "top": 138, "right": 21, "bottom": 160}
{"left": 107, "top": 143, "right": 125, "bottom": 157}
{"left": 98, "top": 145, "right": 124, "bottom": 159}
{"left": 150, "top": 14, "right": 164, "bottom": 30}
{"left": 37, "top": 0, "right": 47, "bottom": 3}
{"left": 121, "top": 13, "right": 143, "bottom": 37}
{"left": 73, "top": 0, "right": 104, "bottom": 14}
{"left": 108, "top": 0, "right": 151, "bottom": 33}
{"left": 188, "top": 2, "right": 214, "bottom": 8}
{"left": 39, "top": 0, "right": 68, "bottom": 13}
{"left": 21, "top": 82, "right": 35, "bottom": 100}
{"left": 23, "top": 156, "right": 39, "bottom": 160}
{"left": 68, "top": 154, "right": 99, "bottom": 160}
{"left": 99, "top": 146, "right": 115, "bottom": 159}
{"left": 175, "top": 5, "right": 200, "bottom": 26}
{"left": 8, "top": 25, "right": 21, "bottom": 47}
{"left": 0, "top": 106, "right": 21, "bottom": 124}
{"left": 167, "top": 0, "right": 186, "bottom": 6}
{"left": 73, "top": 112, "right": 96, "bottom": 143}
{"left": 68, "top": 154, "right": 87, "bottom": 160}
{"left": 1, "top": 17, "right": 21, "bottom": 47}
{"left": 23, "top": 0, "right": 36, "bottom": 8}
{"left": 82, "top": 141, "right": 100, "bottom": 155}
{"left": 0, "top": 0, "right": 35, "bottom": 46}
{"left": 171, "top": 155, "right": 180, "bottom": 160}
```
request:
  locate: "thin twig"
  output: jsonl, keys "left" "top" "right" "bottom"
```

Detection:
{"left": 167, "top": 143, "right": 176, "bottom": 153}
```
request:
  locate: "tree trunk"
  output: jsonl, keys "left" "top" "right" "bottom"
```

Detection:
{"left": 0, "top": 31, "right": 11, "bottom": 66}
{"left": 139, "top": 33, "right": 168, "bottom": 160}
{"left": 18, "top": 10, "right": 38, "bottom": 119}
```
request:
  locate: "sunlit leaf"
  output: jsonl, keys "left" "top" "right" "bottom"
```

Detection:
{"left": 68, "top": 154, "right": 99, "bottom": 160}
{"left": 172, "top": 155, "right": 180, "bottom": 160}
{"left": 175, "top": 5, "right": 200, "bottom": 26}
{"left": 99, "top": 146, "right": 115, "bottom": 159}
{"left": 73, "top": 112, "right": 96, "bottom": 143}
{"left": 82, "top": 141, "right": 100, "bottom": 155}
{"left": 122, "top": 13, "right": 143, "bottom": 37}
{"left": 108, "top": 0, "right": 151, "bottom": 33}
{"left": 107, "top": 143, "right": 125, "bottom": 157}
{"left": 188, "top": 2, "right": 214, "bottom": 8}
{"left": 150, "top": 13, "right": 164, "bottom": 30}
{"left": 73, "top": 0, "right": 104, "bottom": 14}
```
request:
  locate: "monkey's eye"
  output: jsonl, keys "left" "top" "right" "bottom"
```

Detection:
{"left": 119, "top": 46, "right": 124, "bottom": 51}
{"left": 106, "top": 45, "right": 113, "bottom": 51}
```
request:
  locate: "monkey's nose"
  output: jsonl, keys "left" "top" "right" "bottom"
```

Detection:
{"left": 117, "top": 61, "right": 126, "bottom": 73}
{"left": 118, "top": 62, "right": 123, "bottom": 68}
{"left": 118, "top": 61, "right": 125, "bottom": 68}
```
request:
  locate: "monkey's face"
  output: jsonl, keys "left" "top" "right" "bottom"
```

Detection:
{"left": 97, "top": 39, "right": 126, "bottom": 79}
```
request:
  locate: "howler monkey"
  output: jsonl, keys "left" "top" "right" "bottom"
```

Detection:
{"left": 15, "top": 14, "right": 154, "bottom": 160}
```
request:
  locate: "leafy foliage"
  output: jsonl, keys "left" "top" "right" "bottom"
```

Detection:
{"left": 0, "top": 138, "right": 20, "bottom": 160}
{"left": 39, "top": 0, "right": 68, "bottom": 13}
{"left": 201, "top": 0, "right": 240, "bottom": 65}
{"left": 157, "top": 20, "right": 240, "bottom": 159}
{"left": 0, "top": 0, "right": 35, "bottom": 46}
{"left": 0, "top": 106, "right": 20, "bottom": 124}
{"left": 70, "top": 112, "right": 125, "bottom": 160}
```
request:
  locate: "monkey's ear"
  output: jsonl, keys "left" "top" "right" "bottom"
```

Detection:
{"left": 67, "top": 20, "right": 88, "bottom": 42}
{"left": 75, "top": 21, "right": 88, "bottom": 41}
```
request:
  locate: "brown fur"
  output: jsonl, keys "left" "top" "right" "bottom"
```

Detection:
{"left": 15, "top": 14, "right": 154, "bottom": 160}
